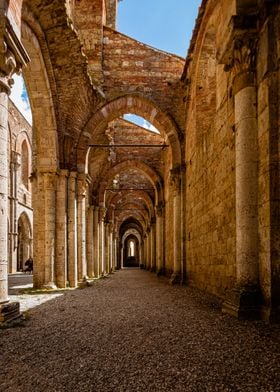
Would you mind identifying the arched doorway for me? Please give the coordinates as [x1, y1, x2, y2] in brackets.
[17, 213, 32, 272]
[124, 235, 139, 267]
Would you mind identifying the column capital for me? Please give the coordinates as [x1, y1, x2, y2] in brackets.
[77, 173, 88, 197]
[99, 206, 107, 221]
[0, 15, 29, 94]
[217, 16, 258, 88]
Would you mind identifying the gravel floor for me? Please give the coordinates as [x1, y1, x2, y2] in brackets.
[1, 269, 280, 392]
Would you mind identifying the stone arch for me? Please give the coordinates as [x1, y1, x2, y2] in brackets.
[78, 94, 182, 171]
[108, 198, 151, 227]
[20, 14, 58, 172]
[193, 22, 217, 145]
[98, 159, 163, 206]
[17, 212, 32, 271]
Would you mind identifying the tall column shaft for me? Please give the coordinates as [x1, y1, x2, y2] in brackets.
[67, 172, 77, 287]
[173, 192, 181, 275]
[104, 222, 109, 274]
[150, 222, 156, 272]
[235, 85, 258, 285]
[93, 206, 100, 277]
[99, 219, 105, 274]
[77, 174, 87, 281]
[0, 89, 9, 304]
[220, 33, 262, 319]
[55, 170, 68, 288]
[43, 172, 57, 288]
[156, 212, 163, 275]
[86, 205, 94, 278]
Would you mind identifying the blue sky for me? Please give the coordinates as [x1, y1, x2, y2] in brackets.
[118, 0, 201, 58]
[10, 1, 201, 125]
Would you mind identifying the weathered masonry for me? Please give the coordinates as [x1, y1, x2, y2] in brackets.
[0, 0, 279, 326]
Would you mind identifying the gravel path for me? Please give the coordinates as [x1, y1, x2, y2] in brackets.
[1, 269, 279, 392]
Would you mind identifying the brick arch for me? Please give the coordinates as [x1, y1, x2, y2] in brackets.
[21, 16, 58, 172]
[106, 190, 154, 221]
[78, 94, 181, 171]
[117, 212, 148, 232]
[107, 198, 153, 221]
[98, 160, 163, 206]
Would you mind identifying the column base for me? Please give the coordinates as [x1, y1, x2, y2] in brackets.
[156, 268, 164, 277]
[139, 264, 144, 269]
[222, 284, 263, 320]
[150, 266, 156, 273]
[261, 305, 280, 324]
[43, 282, 57, 290]
[78, 276, 90, 288]
[169, 272, 181, 285]
[0, 301, 24, 328]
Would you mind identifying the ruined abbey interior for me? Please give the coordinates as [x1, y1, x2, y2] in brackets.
[0, 0, 279, 327]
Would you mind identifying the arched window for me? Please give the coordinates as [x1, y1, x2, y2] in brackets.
[129, 240, 135, 257]
[21, 140, 29, 189]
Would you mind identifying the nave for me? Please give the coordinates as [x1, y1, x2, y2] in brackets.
[1, 270, 280, 392]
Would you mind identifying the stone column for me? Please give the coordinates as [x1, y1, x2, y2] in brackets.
[43, 172, 57, 289]
[55, 170, 68, 288]
[220, 31, 262, 319]
[113, 236, 117, 271]
[67, 172, 77, 287]
[104, 222, 109, 274]
[10, 151, 20, 272]
[156, 203, 164, 275]
[120, 244, 124, 269]
[170, 169, 182, 284]
[86, 205, 94, 278]
[150, 219, 156, 272]
[77, 174, 87, 282]
[143, 235, 147, 269]
[99, 207, 106, 275]
[0, 81, 11, 307]
[93, 206, 100, 278]
[109, 226, 113, 273]
[0, 2, 29, 326]
[146, 228, 151, 270]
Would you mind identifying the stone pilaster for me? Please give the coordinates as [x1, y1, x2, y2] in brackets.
[146, 235, 149, 270]
[86, 205, 94, 278]
[113, 235, 117, 271]
[93, 206, 100, 277]
[77, 173, 88, 282]
[219, 20, 262, 319]
[104, 221, 109, 274]
[43, 172, 57, 289]
[146, 227, 151, 270]
[55, 170, 68, 288]
[150, 218, 156, 272]
[67, 171, 77, 288]
[156, 203, 164, 276]
[169, 167, 182, 284]
[99, 206, 106, 274]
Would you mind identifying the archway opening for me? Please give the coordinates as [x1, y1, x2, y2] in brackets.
[17, 213, 32, 272]
[124, 235, 139, 267]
